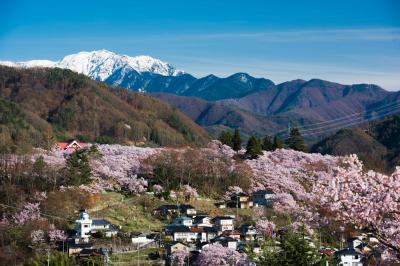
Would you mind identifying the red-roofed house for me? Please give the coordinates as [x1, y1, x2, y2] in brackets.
[56, 140, 88, 152]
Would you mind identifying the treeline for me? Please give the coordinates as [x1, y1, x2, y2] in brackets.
[0, 66, 209, 151]
[219, 128, 307, 158]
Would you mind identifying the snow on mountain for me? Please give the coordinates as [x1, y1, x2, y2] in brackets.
[0, 60, 56, 68]
[0, 50, 184, 80]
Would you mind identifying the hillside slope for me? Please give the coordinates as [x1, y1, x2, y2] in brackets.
[153, 93, 284, 138]
[311, 114, 400, 171]
[0, 66, 209, 151]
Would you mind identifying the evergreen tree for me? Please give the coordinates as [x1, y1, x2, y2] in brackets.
[272, 136, 285, 150]
[246, 135, 263, 159]
[258, 231, 321, 266]
[66, 149, 91, 186]
[287, 127, 306, 151]
[218, 131, 233, 147]
[262, 135, 273, 151]
[232, 129, 242, 152]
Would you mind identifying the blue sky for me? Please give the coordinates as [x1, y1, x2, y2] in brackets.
[1, 0, 400, 89]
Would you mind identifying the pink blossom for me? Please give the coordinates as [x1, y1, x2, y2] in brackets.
[256, 219, 276, 238]
[13, 202, 41, 224]
[182, 184, 199, 199]
[34, 191, 47, 202]
[224, 186, 243, 200]
[171, 249, 189, 266]
[48, 229, 68, 242]
[197, 243, 243, 266]
[118, 174, 148, 194]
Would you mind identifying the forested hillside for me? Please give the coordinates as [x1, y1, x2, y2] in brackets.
[0, 66, 209, 152]
[311, 114, 400, 172]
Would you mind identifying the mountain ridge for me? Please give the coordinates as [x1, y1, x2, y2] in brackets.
[0, 66, 209, 151]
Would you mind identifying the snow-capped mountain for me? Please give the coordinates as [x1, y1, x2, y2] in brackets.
[0, 50, 274, 100]
[0, 50, 184, 81]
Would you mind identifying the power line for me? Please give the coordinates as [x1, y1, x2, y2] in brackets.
[298, 106, 400, 138]
[298, 103, 400, 133]
[274, 101, 400, 134]
[300, 105, 400, 136]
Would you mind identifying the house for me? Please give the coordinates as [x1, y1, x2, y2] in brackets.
[75, 210, 92, 242]
[221, 230, 241, 240]
[227, 192, 253, 209]
[166, 242, 190, 256]
[202, 227, 219, 242]
[180, 205, 197, 216]
[211, 235, 238, 250]
[67, 242, 93, 256]
[91, 219, 118, 237]
[213, 216, 235, 231]
[166, 225, 197, 242]
[334, 239, 365, 266]
[56, 140, 88, 152]
[172, 217, 193, 227]
[166, 242, 190, 266]
[77, 248, 107, 260]
[252, 189, 274, 206]
[131, 232, 154, 245]
[193, 215, 213, 227]
[74, 210, 118, 242]
[238, 224, 258, 241]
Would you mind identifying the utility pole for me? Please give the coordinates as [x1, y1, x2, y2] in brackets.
[137, 244, 140, 266]
[236, 194, 239, 219]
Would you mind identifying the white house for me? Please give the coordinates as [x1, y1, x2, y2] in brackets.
[74, 210, 118, 242]
[170, 226, 197, 242]
[213, 216, 235, 231]
[193, 215, 213, 227]
[75, 210, 92, 242]
[334, 239, 364, 266]
[131, 233, 154, 245]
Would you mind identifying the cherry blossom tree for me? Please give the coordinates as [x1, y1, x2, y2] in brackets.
[197, 243, 243, 266]
[256, 219, 276, 238]
[118, 174, 148, 194]
[311, 155, 400, 254]
[13, 202, 41, 224]
[223, 186, 243, 200]
[171, 249, 189, 266]
[182, 184, 198, 201]
[247, 149, 400, 256]
[48, 224, 68, 242]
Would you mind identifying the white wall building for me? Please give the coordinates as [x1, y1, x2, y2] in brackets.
[75, 210, 92, 241]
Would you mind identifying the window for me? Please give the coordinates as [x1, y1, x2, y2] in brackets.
[84, 225, 89, 228]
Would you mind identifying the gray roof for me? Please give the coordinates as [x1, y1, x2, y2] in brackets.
[92, 219, 110, 226]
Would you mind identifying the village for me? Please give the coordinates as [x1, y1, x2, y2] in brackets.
[63, 190, 381, 266]
[40, 139, 387, 265]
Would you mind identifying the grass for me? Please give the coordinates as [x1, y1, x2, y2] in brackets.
[89, 192, 165, 232]
[109, 247, 162, 266]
